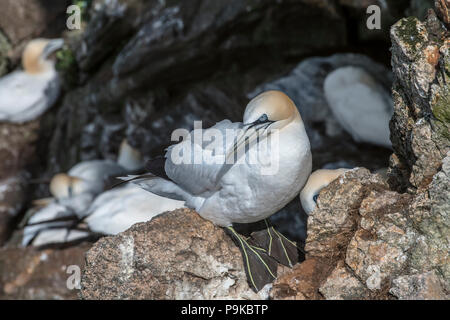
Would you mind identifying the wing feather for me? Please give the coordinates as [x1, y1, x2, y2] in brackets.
[164, 119, 243, 195]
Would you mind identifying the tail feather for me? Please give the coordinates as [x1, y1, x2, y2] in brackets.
[107, 173, 157, 190]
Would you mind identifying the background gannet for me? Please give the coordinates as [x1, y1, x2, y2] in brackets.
[323, 66, 393, 148]
[48, 139, 144, 214]
[122, 90, 312, 291]
[85, 183, 185, 235]
[22, 139, 145, 246]
[21, 202, 90, 247]
[0, 38, 63, 123]
[300, 168, 349, 215]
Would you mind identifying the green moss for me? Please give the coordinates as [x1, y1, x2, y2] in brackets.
[55, 46, 79, 89]
[433, 88, 450, 124]
[432, 106, 450, 142]
[72, 0, 93, 23]
[0, 31, 11, 77]
[396, 17, 425, 55]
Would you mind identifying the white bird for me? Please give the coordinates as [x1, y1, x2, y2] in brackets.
[323, 66, 393, 148]
[48, 139, 144, 216]
[21, 202, 90, 247]
[300, 168, 349, 215]
[122, 90, 312, 291]
[85, 183, 185, 235]
[22, 139, 145, 246]
[0, 38, 63, 123]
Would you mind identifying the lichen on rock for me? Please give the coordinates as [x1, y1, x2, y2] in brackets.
[80, 209, 268, 300]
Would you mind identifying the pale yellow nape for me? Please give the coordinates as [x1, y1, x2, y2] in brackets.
[22, 39, 52, 74]
[244, 90, 301, 125]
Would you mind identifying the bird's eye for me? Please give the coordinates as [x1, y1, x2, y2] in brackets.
[313, 194, 319, 203]
[258, 114, 268, 123]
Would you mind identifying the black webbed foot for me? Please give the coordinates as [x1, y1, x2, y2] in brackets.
[225, 226, 277, 292]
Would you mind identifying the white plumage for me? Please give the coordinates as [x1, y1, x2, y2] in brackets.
[323, 66, 393, 148]
[85, 184, 185, 235]
[0, 38, 63, 123]
[129, 90, 312, 227]
[300, 168, 349, 215]
[22, 202, 89, 247]
[22, 139, 146, 246]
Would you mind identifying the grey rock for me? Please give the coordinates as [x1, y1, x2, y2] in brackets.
[0, 31, 10, 77]
[0, 173, 28, 245]
[0, 244, 90, 299]
[80, 209, 267, 300]
[319, 261, 367, 300]
[390, 271, 448, 300]
[389, 11, 450, 190]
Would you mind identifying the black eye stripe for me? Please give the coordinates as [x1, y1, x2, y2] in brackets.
[259, 114, 268, 122]
[313, 194, 319, 203]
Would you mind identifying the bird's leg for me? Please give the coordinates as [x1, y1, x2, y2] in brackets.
[225, 226, 277, 292]
[250, 219, 303, 268]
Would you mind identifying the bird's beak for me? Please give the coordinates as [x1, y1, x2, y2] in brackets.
[226, 119, 274, 163]
[42, 39, 64, 59]
[32, 197, 55, 207]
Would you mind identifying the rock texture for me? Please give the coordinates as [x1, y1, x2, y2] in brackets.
[0, 31, 10, 77]
[0, 0, 71, 65]
[0, 244, 90, 299]
[0, 173, 28, 245]
[389, 9, 450, 191]
[0, 121, 40, 180]
[271, 7, 449, 300]
[80, 209, 268, 300]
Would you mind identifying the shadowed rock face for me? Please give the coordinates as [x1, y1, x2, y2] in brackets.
[42, 0, 350, 174]
[0, 174, 28, 246]
[0, 0, 71, 66]
[80, 208, 268, 300]
[0, 32, 10, 77]
[0, 244, 90, 299]
[0, 121, 39, 180]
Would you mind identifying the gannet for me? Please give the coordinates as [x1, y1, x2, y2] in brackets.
[121, 90, 312, 291]
[48, 139, 144, 215]
[85, 183, 185, 235]
[300, 168, 349, 215]
[0, 38, 63, 123]
[21, 202, 90, 247]
[323, 66, 393, 148]
[22, 139, 145, 246]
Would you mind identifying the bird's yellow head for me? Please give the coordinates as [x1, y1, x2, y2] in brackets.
[243, 90, 301, 128]
[300, 168, 349, 215]
[22, 38, 64, 74]
[49, 173, 83, 199]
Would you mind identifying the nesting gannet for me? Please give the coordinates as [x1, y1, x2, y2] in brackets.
[300, 168, 349, 215]
[85, 183, 185, 235]
[22, 139, 144, 246]
[323, 66, 393, 148]
[21, 202, 90, 247]
[0, 38, 63, 123]
[120, 90, 312, 291]
[48, 139, 144, 215]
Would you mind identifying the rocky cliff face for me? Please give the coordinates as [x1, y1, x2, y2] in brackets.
[80, 209, 268, 300]
[81, 4, 449, 300]
[1, 0, 447, 300]
[270, 7, 449, 300]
